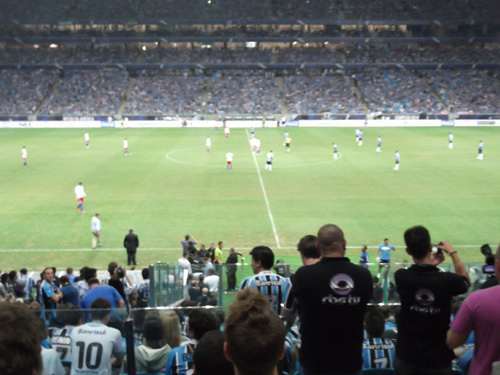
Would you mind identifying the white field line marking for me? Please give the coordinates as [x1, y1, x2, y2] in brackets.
[166, 147, 336, 169]
[246, 130, 281, 249]
[0, 245, 483, 252]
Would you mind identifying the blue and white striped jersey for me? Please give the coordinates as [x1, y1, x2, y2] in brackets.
[362, 337, 396, 370]
[363, 338, 396, 370]
[239, 270, 290, 316]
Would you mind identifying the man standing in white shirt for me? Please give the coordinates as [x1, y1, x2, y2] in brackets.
[84, 133, 90, 149]
[91, 213, 102, 249]
[123, 138, 130, 156]
[204, 269, 220, 292]
[22, 146, 28, 168]
[226, 152, 233, 171]
[74, 182, 87, 214]
[178, 252, 192, 275]
[206, 136, 211, 153]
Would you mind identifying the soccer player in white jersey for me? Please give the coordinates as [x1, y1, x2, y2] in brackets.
[70, 298, 125, 375]
[394, 151, 400, 170]
[250, 137, 257, 153]
[74, 182, 87, 213]
[205, 136, 211, 153]
[448, 132, 454, 149]
[225, 126, 230, 139]
[22, 146, 27, 167]
[84, 133, 90, 149]
[265, 150, 274, 171]
[123, 138, 130, 155]
[256, 138, 261, 155]
[477, 140, 483, 160]
[226, 152, 233, 171]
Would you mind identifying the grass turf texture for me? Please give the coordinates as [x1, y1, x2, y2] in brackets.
[1, 126, 499, 272]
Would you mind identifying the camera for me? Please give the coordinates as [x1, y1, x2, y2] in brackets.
[116, 267, 125, 278]
[431, 245, 442, 254]
[480, 244, 495, 276]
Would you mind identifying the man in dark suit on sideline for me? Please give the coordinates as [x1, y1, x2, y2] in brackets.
[225, 248, 238, 291]
[124, 228, 139, 266]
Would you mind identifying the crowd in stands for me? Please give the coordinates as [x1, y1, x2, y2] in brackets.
[1, 224, 499, 375]
[0, 70, 55, 115]
[1, 67, 499, 115]
[206, 75, 282, 114]
[125, 75, 204, 114]
[39, 70, 128, 115]
[1, 44, 500, 115]
[1, 0, 499, 22]
[285, 74, 364, 113]
[354, 69, 445, 113]
[423, 69, 500, 114]
[3, 44, 500, 65]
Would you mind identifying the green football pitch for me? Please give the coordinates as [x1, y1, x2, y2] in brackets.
[1, 126, 499, 272]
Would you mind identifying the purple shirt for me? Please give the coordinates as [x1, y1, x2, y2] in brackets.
[450, 285, 500, 375]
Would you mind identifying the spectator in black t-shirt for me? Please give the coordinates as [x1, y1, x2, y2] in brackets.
[284, 224, 373, 375]
[394, 225, 470, 375]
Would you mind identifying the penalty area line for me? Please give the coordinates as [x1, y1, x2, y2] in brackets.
[246, 129, 281, 249]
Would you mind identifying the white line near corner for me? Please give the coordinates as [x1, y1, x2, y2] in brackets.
[246, 130, 281, 249]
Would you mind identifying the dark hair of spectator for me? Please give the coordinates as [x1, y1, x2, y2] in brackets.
[90, 297, 111, 321]
[297, 235, 319, 259]
[85, 268, 97, 282]
[142, 268, 149, 280]
[59, 275, 69, 284]
[250, 246, 275, 270]
[87, 278, 100, 288]
[224, 288, 285, 375]
[108, 262, 118, 276]
[364, 308, 386, 338]
[0, 302, 43, 375]
[193, 330, 234, 375]
[404, 225, 431, 260]
[58, 304, 85, 326]
[142, 316, 166, 349]
[187, 309, 219, 341]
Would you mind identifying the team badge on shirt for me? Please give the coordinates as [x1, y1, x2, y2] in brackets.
[415, 289, 435, 306]
[330, 274, 354, 295]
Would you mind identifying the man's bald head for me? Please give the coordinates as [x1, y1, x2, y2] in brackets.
[317, 224, 346, 255]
